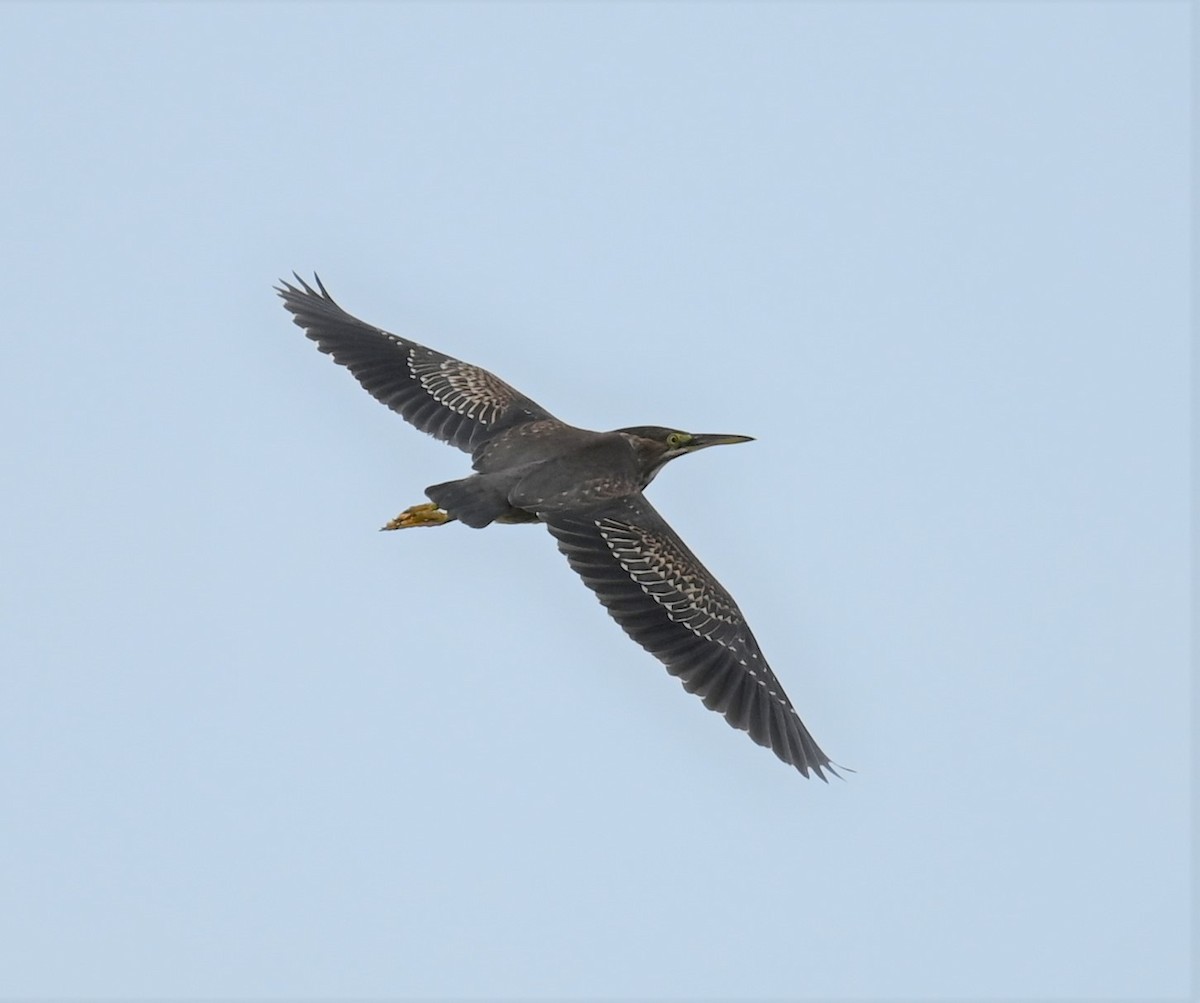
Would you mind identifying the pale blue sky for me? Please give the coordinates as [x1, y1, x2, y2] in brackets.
[0, 2, 1191, 999]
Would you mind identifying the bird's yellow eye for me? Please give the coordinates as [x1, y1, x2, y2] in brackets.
[667, 431, 691, 448]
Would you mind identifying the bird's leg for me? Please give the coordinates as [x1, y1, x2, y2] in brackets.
[380, 501, 454, 531]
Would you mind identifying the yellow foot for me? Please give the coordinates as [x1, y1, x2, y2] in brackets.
[380, 502, 451, 531]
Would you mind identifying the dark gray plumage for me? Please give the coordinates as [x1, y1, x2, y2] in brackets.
[278, 274, 839, 780]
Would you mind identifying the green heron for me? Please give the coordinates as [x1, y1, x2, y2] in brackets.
[279, 274, 839, 780]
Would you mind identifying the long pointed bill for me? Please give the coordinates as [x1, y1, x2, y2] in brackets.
[689, 433, 755, 450]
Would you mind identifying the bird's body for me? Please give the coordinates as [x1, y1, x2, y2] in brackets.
[279, 274, 839, 780]
[442, 427, 689, 527]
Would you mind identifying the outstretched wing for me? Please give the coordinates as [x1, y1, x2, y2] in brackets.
[278, 274, 557, 453]
[544, 495, 837, 780]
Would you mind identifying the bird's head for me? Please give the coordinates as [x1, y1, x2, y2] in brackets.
[616, 426, 754, 485]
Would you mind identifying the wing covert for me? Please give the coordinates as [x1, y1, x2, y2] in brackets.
[543, 495, 836, 780]
[278, 274, 556, 453]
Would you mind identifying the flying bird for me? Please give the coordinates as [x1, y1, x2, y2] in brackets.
[279, 274, 839, 780]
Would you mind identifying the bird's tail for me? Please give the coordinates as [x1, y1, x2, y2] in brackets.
[425, 476, 513, 529]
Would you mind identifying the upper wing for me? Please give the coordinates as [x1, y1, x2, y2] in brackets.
[278, 274, 557, 453]
[544, 494, 837, 780]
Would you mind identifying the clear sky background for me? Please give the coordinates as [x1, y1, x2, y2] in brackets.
[0, 2, 1190, 1000]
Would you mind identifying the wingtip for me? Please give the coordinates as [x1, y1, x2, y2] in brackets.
[812, 760, 853, 783]
[276, 272, 335, 303]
